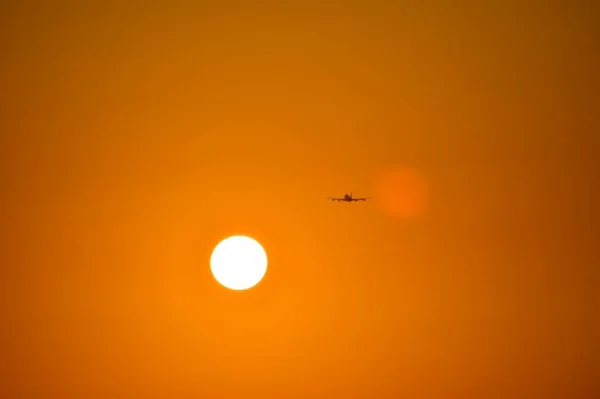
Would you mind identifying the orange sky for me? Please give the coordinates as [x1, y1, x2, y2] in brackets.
[1, 1, 599, 398]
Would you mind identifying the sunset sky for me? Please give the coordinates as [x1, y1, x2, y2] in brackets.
[1, 1, 599, 398]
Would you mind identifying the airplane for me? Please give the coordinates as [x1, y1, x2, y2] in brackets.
[327, 192, 371, 202]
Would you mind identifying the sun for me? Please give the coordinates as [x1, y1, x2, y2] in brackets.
[210, 235, 268, 290]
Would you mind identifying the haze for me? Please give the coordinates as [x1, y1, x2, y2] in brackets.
[1, 1, 598, 398]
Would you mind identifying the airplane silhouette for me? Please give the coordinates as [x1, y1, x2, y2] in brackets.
[327, 192, 371, 202]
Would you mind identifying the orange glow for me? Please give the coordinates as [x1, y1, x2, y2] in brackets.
[376, 166, 428, 219]
[1, 2, 598, 398]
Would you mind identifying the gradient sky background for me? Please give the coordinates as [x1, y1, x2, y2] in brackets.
[1, 1, 599, 398]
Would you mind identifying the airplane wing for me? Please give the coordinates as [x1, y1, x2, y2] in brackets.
[352, 197, 372, 201]
[327, 197, 344, 201]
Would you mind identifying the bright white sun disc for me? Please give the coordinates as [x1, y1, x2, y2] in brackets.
[210, 235, 268, 290]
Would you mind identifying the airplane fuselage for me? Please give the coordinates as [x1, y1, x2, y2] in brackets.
[328, 192, 370, 202]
